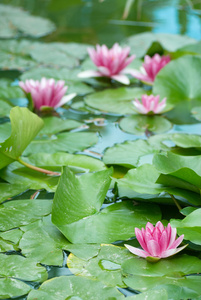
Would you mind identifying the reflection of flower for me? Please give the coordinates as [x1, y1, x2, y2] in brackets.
[19, 78, 76, 111]
[133, 94, 166, 114]
[131, 54, 170, 84]
[78, 43, 136, 85]
[125, 222, 186, 261]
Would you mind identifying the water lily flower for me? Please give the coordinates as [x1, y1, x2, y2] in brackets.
[19, 78, 76, 111]
[125, 222, 187, 261]
[78, 43, 136, 85]
[131, 54, 171, 84]
[133, 94, 167, 114]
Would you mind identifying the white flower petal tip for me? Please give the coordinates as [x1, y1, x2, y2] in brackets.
[77, 70, 101, 78]
[125, 222, 187, 260]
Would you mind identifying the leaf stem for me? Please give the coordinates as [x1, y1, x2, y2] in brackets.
[17, 157, 61, 176]
[169, 194, 182, 211]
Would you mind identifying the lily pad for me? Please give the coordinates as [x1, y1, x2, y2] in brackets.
[103, 139, 163, 168]
[122, 254, 201, 297]
[84, 87, 144, 115]
[0, 106, 44, 169]
[29, 42, 79, 68]
[0, 79, 24, 100]
[68, 244, 133, 288]
[23, 131, 98, 155]
[123, 32, 196, 57]
[153, 56, 201, 104]
[0, 40, 37, 70]
[0, 183, 27, 203]
[0, 199, 52, 231]
[52, 167, 161, 243]
[0, 100, 13, 117]
[25, 152, 106, 172]
[27, 275, 125, 300]
[39, 117, 84, 135]
[0, 278, 31, 299]
[171, 208, 201, 245]
[0, 4, 55, 38]
[0, 162, 59, 192]
[0, 253, 47, 282]
[119, 115, 172, 135]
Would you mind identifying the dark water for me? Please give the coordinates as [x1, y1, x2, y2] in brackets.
[1, 0, 201, 45]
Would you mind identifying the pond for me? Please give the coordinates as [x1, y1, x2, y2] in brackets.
[0, 0, 201, 300]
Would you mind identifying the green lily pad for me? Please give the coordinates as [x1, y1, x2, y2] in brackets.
[27, 275, 125, 300]
[25, 152, 106, 172]
[126, 289, 168, 300]
[0, 278, 31, 299]
[20, 215, 100, 265]
[117, 164, 201, 206]
[39, 117, 84, 135]
[84, 87, 144, 115]
[171, 208, 201, 245]
[23, 131, 98, 155]
[191, 106, 201, 121]
[0, 100, 13, 117]
[52, 167, 161, 243]
[0, 237, 19, 252]
[153, 56, 201, 104]
[0, 40, 37, 70]
[123, 32, 196, 57]
[0, 199, 52, 231]
[0, 107, 44, 169]
[122, 254, 201, 296]
[0, 162, 59, 192]
[103, 139, 163, 168]
[0, 4, 55, 38]
[0, 253, 47, 282]
[29, 42, 79, 68]
[0, 183, 27, 203]
[68, 244, 133, 288]
[0, 228, 23, 245]
[119, 115, 172, 135]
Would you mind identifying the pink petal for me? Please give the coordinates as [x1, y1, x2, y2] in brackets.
[54, 93, 76, 109]
[124, 244, 149, 258]
[161, 244, 187, 258]
[169, 235, 184, 250]
[159, 230, 168, 253]
[147, 240, 161, 257]
[135, 228, 149, 252]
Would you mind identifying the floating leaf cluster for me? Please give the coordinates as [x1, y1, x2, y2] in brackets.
[0, 4, 201, 300]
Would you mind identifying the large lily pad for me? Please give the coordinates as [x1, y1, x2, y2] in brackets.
[123, 32, 196, 57]
[0, 199, 52, 231]
[0, 40, 36, 70]
[171, 208, 201, 245]
[0, 4, 55, 38]
[0, 278, 31, 299]
[68, 244, 133, 288]
[84, 87, 144, 115]
[0, 183, 26, 203]
[153, 56, 201, 104]
[39, 117, 83, 135]
[119, 115, 172, 135]
[27, 275, 125, 300]
[52, 167, 161, 243]
[103, 139, 164, 168]
[0, 107, 44, 169]
[23, 131, 98, 155]
[0, 253, 47, 282]
[122, 255, 201, 297]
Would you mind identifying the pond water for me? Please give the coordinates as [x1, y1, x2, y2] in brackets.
[1, 1, 201, 300]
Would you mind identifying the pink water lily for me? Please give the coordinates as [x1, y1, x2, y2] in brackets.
[78, 43, 136, 85]
[131, 54, 170, 84]
[133, 94, 167, 114]
[125, 222, 187, 261]
[19, 78, 76, 111]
